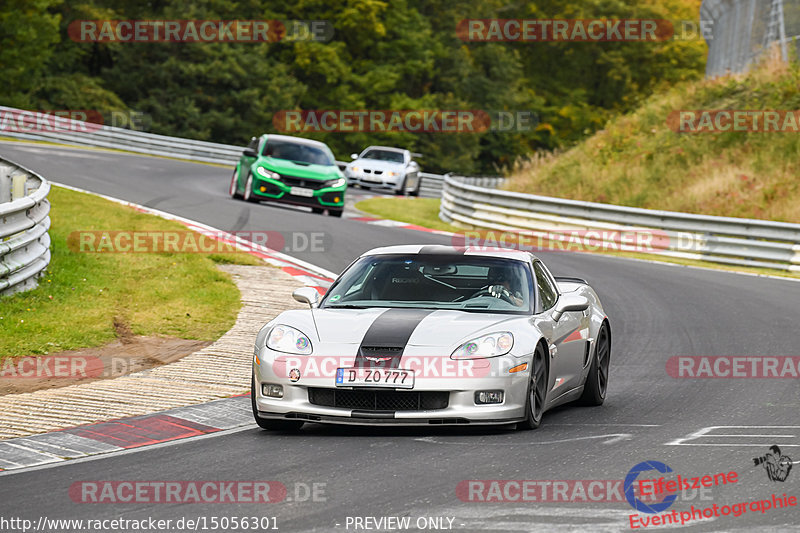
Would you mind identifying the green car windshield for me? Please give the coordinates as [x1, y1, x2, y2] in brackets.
[321, 254, 533, 314]
[263, 139, 335, 166]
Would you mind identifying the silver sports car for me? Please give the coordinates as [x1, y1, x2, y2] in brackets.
[251, 245, 610, 430]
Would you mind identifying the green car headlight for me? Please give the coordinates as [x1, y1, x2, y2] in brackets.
[256, 167, 280, 180]
[326, 178, 346, 188]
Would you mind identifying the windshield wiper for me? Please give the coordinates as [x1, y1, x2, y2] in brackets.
[325, 304, 369, 309]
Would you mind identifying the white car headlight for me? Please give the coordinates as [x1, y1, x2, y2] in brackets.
[451, 332, 513, 360]
[386, 171, 397, 177]
[256, 167, 280, 180]
[326, 178, 346, 188]
[267, 325, 313, 355]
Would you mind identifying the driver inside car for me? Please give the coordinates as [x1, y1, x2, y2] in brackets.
[487, 266, 525, 307]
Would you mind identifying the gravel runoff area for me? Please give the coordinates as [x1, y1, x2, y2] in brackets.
[0, 265, 304, 440]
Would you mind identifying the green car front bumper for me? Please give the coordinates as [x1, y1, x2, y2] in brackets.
[250, 176, 345, 209]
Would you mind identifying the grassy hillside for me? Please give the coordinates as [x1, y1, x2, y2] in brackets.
[505, 52, 800, 223]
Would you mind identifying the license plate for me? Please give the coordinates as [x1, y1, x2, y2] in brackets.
[290, 187, 314, 197]
[335, 368, 414, 389]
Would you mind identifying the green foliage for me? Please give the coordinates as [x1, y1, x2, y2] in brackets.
[0, 0, 705, 174]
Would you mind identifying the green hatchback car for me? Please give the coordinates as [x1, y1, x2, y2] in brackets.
[229, 134, 346, 217]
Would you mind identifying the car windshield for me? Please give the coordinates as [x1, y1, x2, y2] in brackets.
[360, 149, 405, 163]
[263, 139, 335, 166]
[321, 254, 533, 314]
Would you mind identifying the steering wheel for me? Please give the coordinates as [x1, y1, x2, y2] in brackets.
[469, 286, 517, 305]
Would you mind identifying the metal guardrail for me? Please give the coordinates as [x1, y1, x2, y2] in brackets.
[418, 172, 505, 199]
[0, 107, 465, 194]
[440, 176, 800, 272]
[0, 158, 51, 296]
[0, 106, 244, 165]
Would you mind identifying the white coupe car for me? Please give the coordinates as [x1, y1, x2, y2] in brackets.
[344, 146, 421, 195]
[251, 245, 611, 431]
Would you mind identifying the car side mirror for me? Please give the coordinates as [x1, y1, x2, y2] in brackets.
[551, 293, 589, 321]
[243, 147, 258, 158]
[292, 287, 320, 308]
[350, 153, 359, 160]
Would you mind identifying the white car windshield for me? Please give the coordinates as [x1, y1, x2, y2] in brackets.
[321, 254, 533, 314]
[360, 149, 405, 163]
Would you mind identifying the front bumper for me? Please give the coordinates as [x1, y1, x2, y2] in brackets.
[346, 171, 403, 190]
[252, 347, 532, 426]
[251, 176, 345, 209]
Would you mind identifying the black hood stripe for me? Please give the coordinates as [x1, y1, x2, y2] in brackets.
[355, 308, 433, 368]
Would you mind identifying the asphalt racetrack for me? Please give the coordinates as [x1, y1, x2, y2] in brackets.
[1, 141, 798, 532]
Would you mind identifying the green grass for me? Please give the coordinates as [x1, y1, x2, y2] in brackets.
[0, 186, 261, 358]
[355, 196, 800, 280]
[505, 53, 800, 223]
[355, 197, 461, 233]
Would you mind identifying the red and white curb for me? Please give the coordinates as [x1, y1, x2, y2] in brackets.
[0, 396, 252, 472]
[0, 184, 337, 472]
[345, 214, 455, 237]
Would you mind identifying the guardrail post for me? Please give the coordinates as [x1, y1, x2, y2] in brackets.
[11, 173, 26, 200]
[0, 165, 10, 204]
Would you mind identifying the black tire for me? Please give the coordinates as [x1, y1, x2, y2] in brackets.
[242, 171, 257, 203]
[229, 167, 242, 199]
[251, 377, 304, 431]
[579, 322, 610, 406]
[395, 177, 407, 196]
[328, 209, 344, 218]
[409, 175, 421, 197]
[518, 343, 548, 430]
[311, 207, 324, 214]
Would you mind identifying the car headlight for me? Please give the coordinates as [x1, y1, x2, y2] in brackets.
[266, 325, 313, 355]
[256, 167, 280, 180]
[326, 178, 346, 188]
[351, 166, 360, 172]
[386, 171, 397, 177]
[451, 332, 513, 360]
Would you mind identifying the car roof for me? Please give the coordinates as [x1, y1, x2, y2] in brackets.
[262, 134, 329, 149]
[359, 244, 537, 262]
[360, 146, 407, 154]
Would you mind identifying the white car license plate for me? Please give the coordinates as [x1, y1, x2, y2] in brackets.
[290, 187, 314, 197]
[335, 368, 414, 389]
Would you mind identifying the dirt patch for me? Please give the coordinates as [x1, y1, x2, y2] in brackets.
[0, 337, 211, 396]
